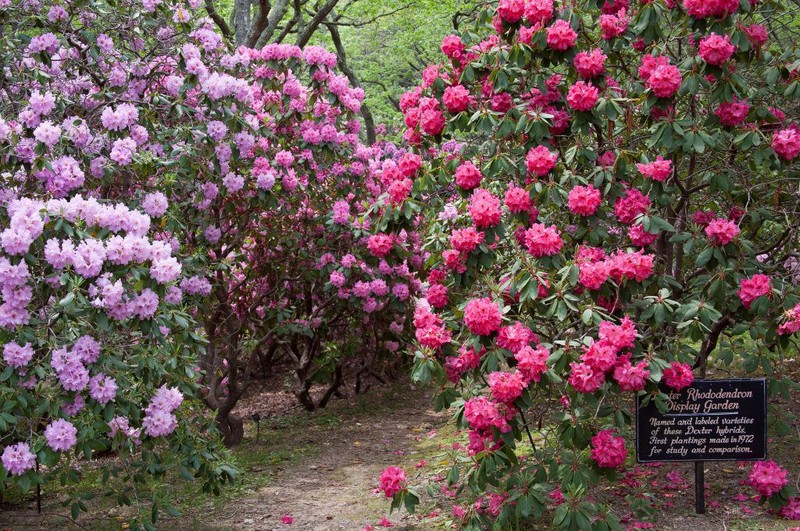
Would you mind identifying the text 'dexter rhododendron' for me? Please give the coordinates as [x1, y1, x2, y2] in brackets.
[373, 0, 800, 527]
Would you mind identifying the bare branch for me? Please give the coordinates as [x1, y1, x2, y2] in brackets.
[295, 0, 340, 48]
[205, 0, 233, 39]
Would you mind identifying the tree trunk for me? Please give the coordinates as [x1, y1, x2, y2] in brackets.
[324, 18, 376, 145]
[233, 0, 251, 45]
[216, 407, 245, 446]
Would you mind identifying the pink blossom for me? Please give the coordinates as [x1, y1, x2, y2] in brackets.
[580, 339, 618, 372]
[599, 9, 629, 39]
[463, 396, 509, 432]
[379, 466, 406, 497]
[590, 429, 628, 468]
[488, 370, 527, 403]
[498, 0, 525, 22]
[546, 20, 577, 51]
[567, 184, 601, 216]
[524, 223, 563, 257]
[468, 189, 502, 229]
[662, 361, 694, 390]
[574, 49, 607, 79]
[515, 345, 549, 382]
[367, 234, 394, 258]
[772, 128, 800, 161]
[443, 85, 471, 114]
[637, 156, 672, 182]
[1, 443, 36, 476]
[749, 460, 787, 497]
[496, 322, 537, 353]
[614, 188, 651, 224]
[45, 419, 78, 451]
[464, 297, 503, 336]
[525, 145, 558, 177]
[705, 217, 740, 246]
[568, 361, 605, 392]
[715, 97, 750, 127]
[455, 161, 483, 190]
[566, 81, 600, 111]
[738, 274, 772, 309]
[613, 354, 649, 391]
[698, 33, 736, 66]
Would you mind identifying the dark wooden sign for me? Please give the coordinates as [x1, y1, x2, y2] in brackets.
[636, 378, 767, 462]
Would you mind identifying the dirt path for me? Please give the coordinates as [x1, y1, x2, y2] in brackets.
[205, 385, 447, 531]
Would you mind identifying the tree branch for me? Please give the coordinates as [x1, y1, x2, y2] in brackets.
[205, 0, 233, 39]
[295, 0, 340, 48]
[324, 16, 376, 144]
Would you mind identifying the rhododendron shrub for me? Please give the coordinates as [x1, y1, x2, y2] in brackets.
[0, 197, 233, 522]
[0, 0, 419, 520]
[375, 0, 800, 527]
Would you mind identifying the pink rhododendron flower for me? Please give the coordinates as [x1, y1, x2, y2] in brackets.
[468, 189, 502, 229]
[772, 128, 800, 161]
[613, 354, 650, 391]
[749, 460, 787, 497]
[488, 370, 527, 403]
[705, 217, 740, 246]
[379, 466, 407, 497]
[628, 225, 658, 247]
[498, 0, 525, 22]
[599, 316, 637, 351]
[738, 274, 772, 309]
[443, 86, 471, 115]
[44, 418, 78, 451]
[590, 429, 628, 468]
[426, 284, 449, 308]
[455, 161, 483, 190]
[515, 345, 549, 382]
[281, 515, 293, 524]
[463, 396, 509, 432]
[525, 145, 558, 177]
[441, 35, 465, 59]
[419, 107, 445, 136]
[698, 33, 736, 66]
[450, 227, 484, 253]
[524, 224, 563, 257]
[566, 81, 600, 111]
[579, 260, 609, 290]
[574, 49, 607, 79]
[496, 322, 537, 353]
[744, 24, 768, 47]
[1, 443, 36, 476]
[637, 156, 672, 182]
[367, 234, 394, 257]
[464, 297, 503, 336]
[567, 184, 602, 215]
[580, 340, 618, 372]
[525, 0, 553, 24]
[662, 361, 694, 390]
[684, 0, 739, 18]
[599, 9, 629, 39]
[640, 56, 681, 98]
[505, 185, 532, 213]
[778, 303, 800, 336]
[614, 188, 651, 224]
[778, 497, 800, 519]
[546, 20, 578, 50]
[715, 97, 750, 127]
[568, 361, 605, 392]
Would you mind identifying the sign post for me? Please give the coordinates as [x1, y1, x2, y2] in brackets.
[636, 378, 767, 514]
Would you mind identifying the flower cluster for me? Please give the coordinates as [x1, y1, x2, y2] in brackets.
[749, 461, 788, 498]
